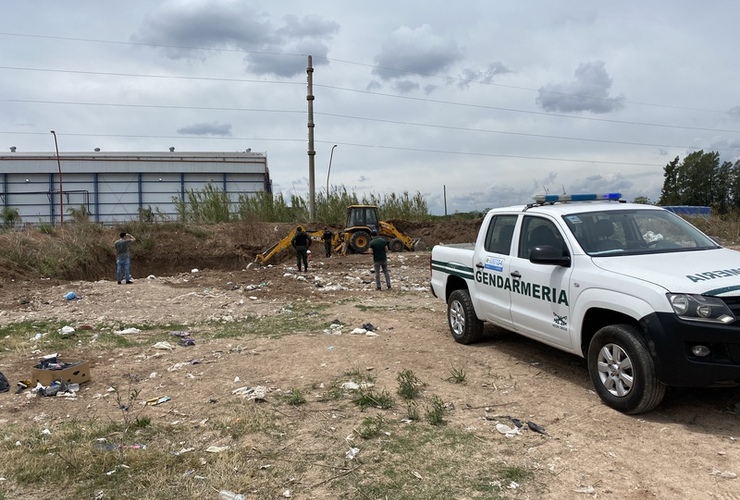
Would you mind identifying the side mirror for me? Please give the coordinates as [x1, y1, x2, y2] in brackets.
[529, 245, 571, 267]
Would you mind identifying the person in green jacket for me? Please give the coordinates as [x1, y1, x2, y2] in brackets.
[369, 231, 391, 290]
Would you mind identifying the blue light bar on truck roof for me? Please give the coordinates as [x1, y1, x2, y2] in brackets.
[533, 193, 622, 203]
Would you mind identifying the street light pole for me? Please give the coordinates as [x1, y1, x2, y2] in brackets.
[50, 130, 64, 225]
[326, 144, 337, 196]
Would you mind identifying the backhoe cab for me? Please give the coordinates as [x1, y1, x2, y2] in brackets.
[342, 204, 418, 254]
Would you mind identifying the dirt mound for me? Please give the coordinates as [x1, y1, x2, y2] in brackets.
[0, 219, 481, 284]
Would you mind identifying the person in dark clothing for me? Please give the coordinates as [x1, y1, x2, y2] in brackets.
[322, 227, 334, 257]
[291, 226, 311, 272]
[369, 231, 391, 290]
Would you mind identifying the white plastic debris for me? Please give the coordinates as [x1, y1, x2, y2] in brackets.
[351, 328, 367, 335]
[573, 486, 595, 494]
[114, 327, 141, 335]
[345, 447, 360, 460]
[152, 341, 175, 351]
[58, 325, 75, 336]
[710, 469, 738, 479]
[495, 423, 521, 438]
[191, 268, 199, 273]
[232, 385, 269, 401]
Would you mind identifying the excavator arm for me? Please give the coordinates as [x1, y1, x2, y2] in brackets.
[254, 228, 343, 266]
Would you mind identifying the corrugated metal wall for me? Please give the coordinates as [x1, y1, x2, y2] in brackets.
[0, 152, 271, 225]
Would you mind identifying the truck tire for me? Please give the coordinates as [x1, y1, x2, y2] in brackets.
[389, 238, 404, 252]
[447, 289, 484, 344]
[587, 324, 666, 414]
[349, 231, 371, 253]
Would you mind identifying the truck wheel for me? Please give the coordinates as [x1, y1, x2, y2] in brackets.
[349, 231, 371, 253]
[447, 289, 484, 344]
[587, 324, 666, 414]
[389, 238, 404, 252]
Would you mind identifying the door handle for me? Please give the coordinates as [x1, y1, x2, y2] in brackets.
[510, 270, 521, 278]
[475, 262, 484, 269]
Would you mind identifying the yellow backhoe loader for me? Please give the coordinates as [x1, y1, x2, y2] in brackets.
[253, 205, 421, 266]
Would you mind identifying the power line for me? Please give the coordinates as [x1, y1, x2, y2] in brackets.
[1, 98, 736, 153]
[0, 64, 734, 135]
[0, 130, 661, 168]
[0, 31, 730, 115]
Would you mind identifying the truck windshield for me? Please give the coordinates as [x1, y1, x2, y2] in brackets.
[561, 209, 720, 256]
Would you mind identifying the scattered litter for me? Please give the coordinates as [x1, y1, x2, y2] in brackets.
[191, 268, 199, 273]
[169, 331, 191, 338]
[65, 291, 77, 301]
[205, 445, 229, 453]
[495, 423, 521, 438]
[710, 469, 738, 479]
[172, 447, 195, 456]
[232, 385, 269, 401]
[527, 421, 548, 435]
[147, 274, 157, 280]
[340, 381, 373, 391]
[146, 395, 171, 406]
[15, 379, 30, 394]
[219, 490, 247, 500]
[573, 486, 596, 494]
[114, 327, 141, 335]
[178, 337, 196, 346]
[58, 325, 76, 336]
[345, 447, 360, 460]
[152, 341, 175, 351]
[412, 471, 423, 480]
[0, 372, 9, 393]
[362, 323, 375, 332]
[350, 328, 367, 335]
[41, 428, 51, 435]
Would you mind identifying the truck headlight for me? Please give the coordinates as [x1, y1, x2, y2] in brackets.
[667, 294, 736, 324]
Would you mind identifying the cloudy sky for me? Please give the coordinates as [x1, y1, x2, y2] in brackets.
[2, 1, 739, 214]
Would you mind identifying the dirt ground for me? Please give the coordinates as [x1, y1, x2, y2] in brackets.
[1, 220, 740, 499]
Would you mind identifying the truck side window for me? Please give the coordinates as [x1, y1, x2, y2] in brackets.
[484, 215, 517, 255]
[518, 217, 565, 259]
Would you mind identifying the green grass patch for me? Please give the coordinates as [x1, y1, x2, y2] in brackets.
[331, 424, 539, 499]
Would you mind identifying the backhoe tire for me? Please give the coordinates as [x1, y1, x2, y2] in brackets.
[349, 231, 371, 253]
[389, 238, 404, 252]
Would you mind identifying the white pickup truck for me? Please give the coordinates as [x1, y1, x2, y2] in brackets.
[430, 193, 740, 414]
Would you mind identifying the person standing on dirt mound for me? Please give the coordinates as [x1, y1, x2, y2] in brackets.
[114, 231, 136, 284]
[322, 227, 333, 257]
[369, 231, 391, 290]
[291, 226, 311, 272]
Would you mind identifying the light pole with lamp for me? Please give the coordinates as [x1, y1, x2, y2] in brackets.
[50, 130, 64, 225]
[326, 144, 337, 196]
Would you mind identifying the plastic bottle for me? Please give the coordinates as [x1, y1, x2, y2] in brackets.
[218, 491, 246, 500]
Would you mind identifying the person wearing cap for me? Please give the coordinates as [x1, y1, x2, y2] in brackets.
[291, 226, 311, 272]
[114, 231, 136, 284]
[369, 231, 391, 290]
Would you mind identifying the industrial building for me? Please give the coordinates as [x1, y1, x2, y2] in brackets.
[0, 150, 271, 225]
